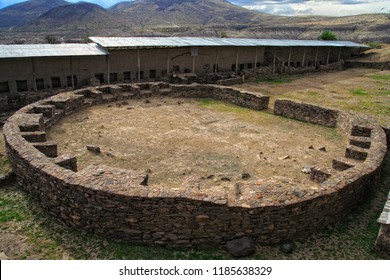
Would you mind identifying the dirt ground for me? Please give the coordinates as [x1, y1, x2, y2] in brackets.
[235, 68, 390, 126]
[48, 98, 346, 193]
[1, 62, 389, 260]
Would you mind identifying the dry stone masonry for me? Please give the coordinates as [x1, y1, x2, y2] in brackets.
[3, 83, 388, 251]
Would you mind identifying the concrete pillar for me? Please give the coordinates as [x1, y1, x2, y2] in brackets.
[302, 47, 306, 67]
[106, 55, 110, 84]
[235, 47, 239, 74]
[338, 47, 342, 61]
[70, 56, 75, 88]
[31, 58, 37, 91]
[288, 47, 292, 67]
[273, 53, 276, 74]
[315, 47, 319, 67]
[137, 48, 141, 81]
[255, 46, 258, 69]
[166, 49, 170, 74]
[327, 47, 331, 65]
[215, 49, 219, 73]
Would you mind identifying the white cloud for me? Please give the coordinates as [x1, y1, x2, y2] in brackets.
[237, 0, 390, 16]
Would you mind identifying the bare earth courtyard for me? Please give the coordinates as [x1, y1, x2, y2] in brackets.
[48, 98, 346, 194]
[0, 67, 389, 260]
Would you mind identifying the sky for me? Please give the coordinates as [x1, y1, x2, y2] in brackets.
[0, 0, 389, 16]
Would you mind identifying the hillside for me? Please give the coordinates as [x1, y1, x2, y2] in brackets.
[110, 0, 278, 27]
[0, 0, 68, 28]
[22, 2, 131, 31]
[0, 0, 389, 43]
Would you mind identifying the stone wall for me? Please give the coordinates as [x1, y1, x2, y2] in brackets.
[242, 61, 344, 81]
[3, 84, 388, 249]
[345, 60, 390, 70]
[274, 99, 339, 128]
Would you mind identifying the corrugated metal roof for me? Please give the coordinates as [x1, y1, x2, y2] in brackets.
[0, 43, 109, 59]
[89, 36, 369, 49]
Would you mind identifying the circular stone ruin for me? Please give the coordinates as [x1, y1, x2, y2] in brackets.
[3, 82, 388, 248]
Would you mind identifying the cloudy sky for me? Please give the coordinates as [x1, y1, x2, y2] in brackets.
[0, 0, 389, 16]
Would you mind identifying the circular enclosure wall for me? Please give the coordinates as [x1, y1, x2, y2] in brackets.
[3, 82, 387, 248]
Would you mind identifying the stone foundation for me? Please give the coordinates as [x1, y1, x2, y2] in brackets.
[3, 83, 388, 249]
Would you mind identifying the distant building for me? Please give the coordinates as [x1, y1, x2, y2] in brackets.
[0, 37, 368, 102]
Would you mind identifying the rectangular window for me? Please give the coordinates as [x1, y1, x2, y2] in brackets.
[239, 64, 245, 71]
[247, 63, 253, 69]
[110, 73, 118, 82]
[231, 64, 236, 71]
[256, 62, 261, 67]
[36, 79, 44, 90]
[123, 71, 131, 81]
[16, 80, 28, 92]
[0, 81, 10, 93]
[149, 70, 156, 79]
[51, 77, 61, 89]
[95, 73, 104, 84]
[173, 65, 180, 72]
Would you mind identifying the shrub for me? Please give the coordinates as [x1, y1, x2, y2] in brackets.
[319, 30, 337, 41]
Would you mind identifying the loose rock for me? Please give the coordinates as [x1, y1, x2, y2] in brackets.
[226, 237, 256, 257]
[280, 242, 295, 254]
[302, 165, 314, 174]
[86, 145, 101, 154]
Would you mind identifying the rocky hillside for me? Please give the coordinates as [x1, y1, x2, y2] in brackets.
[23, 2, 131, 30]
[110, 0, 278, 27]
[0, 0, 68, 28]
[0, 0, 389, 43]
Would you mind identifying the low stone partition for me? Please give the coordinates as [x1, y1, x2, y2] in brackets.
[274, 99, 339, 128]
[345, 60, 390, 70]
[3, 84, 388, 250]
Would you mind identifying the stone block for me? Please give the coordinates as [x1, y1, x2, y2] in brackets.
[54, 154, 77, 172]
[33, 141, 58, 158]
[21, 131, 47, 143]
[351, 125, 372, 137]
[345, 145, 368, 161]
[332, 159, 355, 171]
[349, 136, 371, 149]
[18, 113, 44, 132]
[33, 105, 55, 119]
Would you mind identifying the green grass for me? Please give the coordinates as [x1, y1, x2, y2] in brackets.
[0, 198, 24, 223]
[256, 77, 292, 84]
[351, 89, 369, 96]
[371, 74, 390, 81]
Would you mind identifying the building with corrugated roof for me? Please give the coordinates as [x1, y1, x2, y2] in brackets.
[0, 37, 368, 104]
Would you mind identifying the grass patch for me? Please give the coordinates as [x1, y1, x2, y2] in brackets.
[308, 91, 319, 97]
[351, 89, 369, 96]
[379, 90, 390, 95]
[256, 77, 292, 84]
[0, 198, 24, 223]
[371, 74, 390, 81]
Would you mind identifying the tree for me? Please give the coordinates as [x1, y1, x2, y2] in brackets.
[319, 30, 337, 41]
[45, 35, 59, 44]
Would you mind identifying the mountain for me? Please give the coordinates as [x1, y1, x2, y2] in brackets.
[21, 2, 131, 30]
[0, 0, 389, 43]
[0, 0, 68, 28]
[110, 0, 279, 27]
